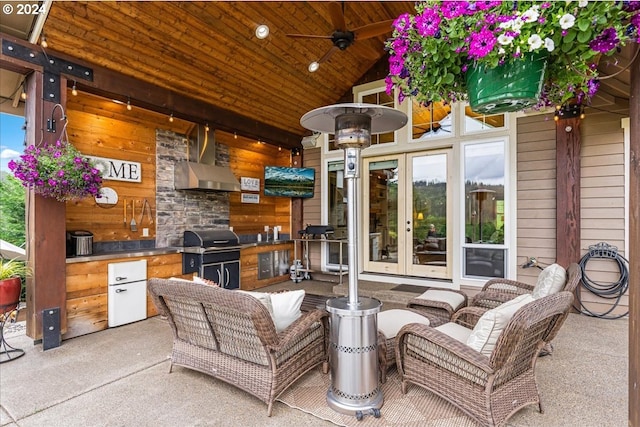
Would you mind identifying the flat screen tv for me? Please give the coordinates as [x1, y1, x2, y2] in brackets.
[264, 166, 315, 198]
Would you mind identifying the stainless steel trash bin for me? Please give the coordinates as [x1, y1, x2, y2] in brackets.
[326, 296, 382, 419]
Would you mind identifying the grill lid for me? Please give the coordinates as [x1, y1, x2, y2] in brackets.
[184, 230, 239, 247]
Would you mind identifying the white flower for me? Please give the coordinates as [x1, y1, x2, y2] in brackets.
[559, 14, 576, 30]
[544, 37, 555, 52]
[521, 7, 540, 23]
[578, 0, 589, 7]
[528, 34, 543, 51]
[498, 34, 514, 45]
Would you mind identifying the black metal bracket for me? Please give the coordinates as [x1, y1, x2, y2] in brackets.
[2, 39, 93, 104]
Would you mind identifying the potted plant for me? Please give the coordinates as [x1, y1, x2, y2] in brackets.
[0, 258, 30, 315]
[386, 1, 639, 113]
[8, 140, 103, 202]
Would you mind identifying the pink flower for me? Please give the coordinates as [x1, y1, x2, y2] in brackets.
[468, 26, 497, 59]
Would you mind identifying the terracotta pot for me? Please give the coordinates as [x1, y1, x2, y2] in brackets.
[0, 277, 22, 314]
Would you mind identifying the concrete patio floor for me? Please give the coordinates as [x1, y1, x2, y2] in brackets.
[0, 279, 628, 427]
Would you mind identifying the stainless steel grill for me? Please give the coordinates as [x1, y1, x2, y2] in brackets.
[182, 230, 241, 289]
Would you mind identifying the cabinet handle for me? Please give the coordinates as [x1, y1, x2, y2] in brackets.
[225, 267, 230, 288]
[115, 288, 127, 293]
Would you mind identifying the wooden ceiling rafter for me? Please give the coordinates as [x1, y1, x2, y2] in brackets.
[47, 2, 335, 133]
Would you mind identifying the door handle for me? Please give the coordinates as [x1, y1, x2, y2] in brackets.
[115, 288, 127, 293]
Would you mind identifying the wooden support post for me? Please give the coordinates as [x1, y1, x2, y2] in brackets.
[555, 113, 581, 267]
[24, 71, 68, 341]
[628, 45, 639, 427]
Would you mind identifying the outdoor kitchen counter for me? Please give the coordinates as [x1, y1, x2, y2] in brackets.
[66, 247, 182, 264]
[241, 239, 293, 248]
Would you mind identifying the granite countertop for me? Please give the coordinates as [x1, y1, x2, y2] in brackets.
[65, 241, 294, 263]
[65, 247, 182, 263]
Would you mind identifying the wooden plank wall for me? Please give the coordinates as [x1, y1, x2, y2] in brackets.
[224, 132, 292, 237]
[517, 113, 629, 316]
[65, 91, 191, 242]
[64, 253, 185, 339]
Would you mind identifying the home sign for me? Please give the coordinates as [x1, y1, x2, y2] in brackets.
[88, 156, 142, 183]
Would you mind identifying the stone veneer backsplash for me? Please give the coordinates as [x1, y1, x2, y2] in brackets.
[155, 129, 231, 248]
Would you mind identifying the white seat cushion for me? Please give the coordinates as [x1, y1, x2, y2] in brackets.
[378, 309, 431, 339]
[415, 289, 466, 311]
[270, 290, 305, 333]
[435, 322, 473, 343]
[531, 263, 567, 299]
[466, 294, 535, 356]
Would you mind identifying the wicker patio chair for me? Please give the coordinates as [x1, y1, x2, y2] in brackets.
[471, 263, 581, 310]
[149, 278, 329, 416]
[395, 291, 573, 427]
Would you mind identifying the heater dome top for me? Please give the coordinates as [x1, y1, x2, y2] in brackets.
[300, 103, 407, 135]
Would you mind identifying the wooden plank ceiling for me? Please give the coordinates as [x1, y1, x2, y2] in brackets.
[41, 1, 415, 143]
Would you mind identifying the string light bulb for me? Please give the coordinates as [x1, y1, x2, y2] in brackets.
[71, 81, 78, 96]
[234, 132, 238, 139]
[20, 84, 27, 100]
[40, 35, 48, 48]
[126, 97, 132, 110]
[169, 113, 174, 122]
[205, 123, 210, 132]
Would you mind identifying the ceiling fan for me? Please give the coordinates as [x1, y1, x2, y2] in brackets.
[287, 2, 394, 72]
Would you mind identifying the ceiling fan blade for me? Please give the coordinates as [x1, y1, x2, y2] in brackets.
[318, 46, 339, 64]
[353, 20, 395, 40]
[286, 33, 333, 40]
[328, 1, 346, 31]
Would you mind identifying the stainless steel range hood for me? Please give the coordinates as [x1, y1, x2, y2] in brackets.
[174, 125, 241, 192]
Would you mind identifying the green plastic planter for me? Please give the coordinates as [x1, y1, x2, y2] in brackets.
[466, 53, 547, 114]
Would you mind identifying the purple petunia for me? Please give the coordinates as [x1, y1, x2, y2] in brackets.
[589, 27, 620, 53]
[468, 26, 497, 59]
[415, 6, 441, 37]
[441, 1, 468, 19]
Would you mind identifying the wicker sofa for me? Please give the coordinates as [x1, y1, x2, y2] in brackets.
[148, 278, 329, 416]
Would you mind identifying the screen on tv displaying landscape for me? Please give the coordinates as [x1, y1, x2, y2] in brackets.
[264, 166, 315, 198]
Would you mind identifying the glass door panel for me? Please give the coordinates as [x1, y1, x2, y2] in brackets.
[363, 158, 402, 274]
[407, 151, 452, 279]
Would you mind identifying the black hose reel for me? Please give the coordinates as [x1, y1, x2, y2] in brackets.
[577, 242, 629, 319]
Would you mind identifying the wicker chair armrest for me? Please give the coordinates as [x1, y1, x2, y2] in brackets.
[451, 306, 489, 329]
[396, 323, 493, 374]
[481, 278, 535, 293]
[268, 309, 328, 351]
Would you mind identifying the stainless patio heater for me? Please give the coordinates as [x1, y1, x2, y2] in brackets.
[300, 103, 407, 420]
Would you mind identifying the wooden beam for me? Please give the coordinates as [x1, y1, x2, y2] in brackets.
[629, 44, 639, 427]
[24, 71, 68, 342]
[556, 114, 581, 267]
[0, 32, 303, 149]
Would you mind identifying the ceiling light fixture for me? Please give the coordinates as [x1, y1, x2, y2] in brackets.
[126, 97, 132, 110]
[255, 24, 270, 39]
[40, 35, 48, 49]
[71, 81, 78, 96]
[308, 61, 320, 73]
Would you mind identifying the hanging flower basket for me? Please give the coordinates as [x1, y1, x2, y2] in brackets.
[465, 53, 548, 114]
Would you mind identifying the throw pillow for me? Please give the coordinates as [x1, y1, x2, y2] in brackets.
[531, 263, 567, 299]
[237, 290, 274, 318]
[466, 293, 534, 356]
[270, 289, 305, 333]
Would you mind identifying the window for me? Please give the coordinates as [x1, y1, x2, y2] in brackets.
[462, 140, 506, 278]
[327, 161, 348, 268]
[411, 100, 452, 140]
[463, 106, 506, 133]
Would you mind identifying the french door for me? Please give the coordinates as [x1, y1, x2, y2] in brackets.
[363, 149, 452, 279]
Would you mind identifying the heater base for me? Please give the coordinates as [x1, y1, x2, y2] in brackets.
[326, 390, 383, 420]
